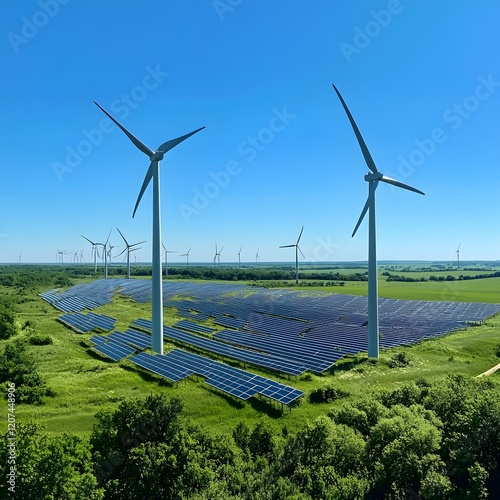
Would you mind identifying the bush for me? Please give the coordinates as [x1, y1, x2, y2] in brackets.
[28, 334, 53, 346]
[309, 385, 349, 404]
[495, 344, 500, 358]
[387, 351, 412, 368]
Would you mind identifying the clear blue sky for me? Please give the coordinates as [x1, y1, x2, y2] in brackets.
[1, 1, 499, 264]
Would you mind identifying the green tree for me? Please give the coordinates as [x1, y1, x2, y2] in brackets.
[0, 303, 16, 340]
[0, 423, 103, 499]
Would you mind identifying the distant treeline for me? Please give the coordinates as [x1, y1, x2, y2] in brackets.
[383, 271, 500, 282]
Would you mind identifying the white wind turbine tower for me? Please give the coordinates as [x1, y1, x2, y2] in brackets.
[81, 236, 99, 274]
[116, 228, 145, 279]
[101, 230, 112, 279]
[181, 248, 191, 268]
[280, 226, 305, 285]
[94, 101, 204, 355]
[238, 246, 242, 268]
[455, 243, 461, 269]
[213, 243, 218, 268]
[332, 84, 425, 360]
[162, 243, 176, 278]
[217, 245, 224, 267]
[73, 251, 79, 264]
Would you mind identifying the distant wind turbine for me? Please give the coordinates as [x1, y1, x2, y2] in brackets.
[280, 226, 305, 285]
[181, 248, 191, 268]
[81, 236, 99, 274]
[217, 245, 224, 267]
[332, 83, 425, 360]
[255, 247, 260, 263]
[238, 246, 242, 268]
[94, 101, 204, 355]
[455, 243, 461, 269]
[162, 243, 176, 278]
[116, 228, 145, 279]
[213, 243, 218, 268]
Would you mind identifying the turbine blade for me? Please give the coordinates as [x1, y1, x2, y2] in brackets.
[297, 226, 304, 245]
[131, 240, 146, 247]
[105, 228, 112, 245]
[332, 84, 378, 174]
[352, 180, 378, 237]
[298, 246, 305, 259]
[116, 228, 129, 246]
[380, 175, 425, 195]
[132, 161, 154, 218]
[116, 248, 127, 257]
[93, 101, 153, 157]
[157, 126, 205, 154]
[280, 244, 295, 248]
[81, 235, 95, 245]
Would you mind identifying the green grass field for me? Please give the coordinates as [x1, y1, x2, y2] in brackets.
[3, 273, 499, 439]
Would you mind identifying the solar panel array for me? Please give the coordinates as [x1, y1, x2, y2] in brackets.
[58, 312, 116, 333]
[42, 279, 500, 375]
[128, 348, 303, 405]
[131, 318, 308, 376]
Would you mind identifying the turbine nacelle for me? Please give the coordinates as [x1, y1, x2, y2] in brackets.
[364, 172, 383, 182]
[150, 151, 165, 162]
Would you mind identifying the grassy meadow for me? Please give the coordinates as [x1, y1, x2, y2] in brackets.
[2, 265, 499, 440]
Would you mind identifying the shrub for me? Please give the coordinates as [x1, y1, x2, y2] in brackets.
[309, 385, 349, 404]
[28, 334, 53, 346]
[387, 351, 412, 368]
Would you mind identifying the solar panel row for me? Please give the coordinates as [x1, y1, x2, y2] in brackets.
[131, 318, 308, 376]
[128, 348, 303, 405]
[89, 335, 136, 361]
[58, 312, 116, 333]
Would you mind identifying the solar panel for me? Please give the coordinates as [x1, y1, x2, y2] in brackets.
[90, 338, 136, 361]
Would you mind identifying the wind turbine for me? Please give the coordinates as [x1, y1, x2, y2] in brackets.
[56, 249, 68, 265]
[81, 236, 99, 274]
[217, 245, 224, 267]
[181, 248, 191, 267]
[332, 84, 425, 359]
[94, 101, 204, 355]
[73, 250, 79, 264]
[161, 243, 176, 278]
[116, 228, 146, 279]
[101, 230, 112, 279]
[213, 243, 218, 268]
[455, 243, 461, 269]
[255, 247, 260, 263]
[280, 226, 305, 285]
[238, 246, 242, 268]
